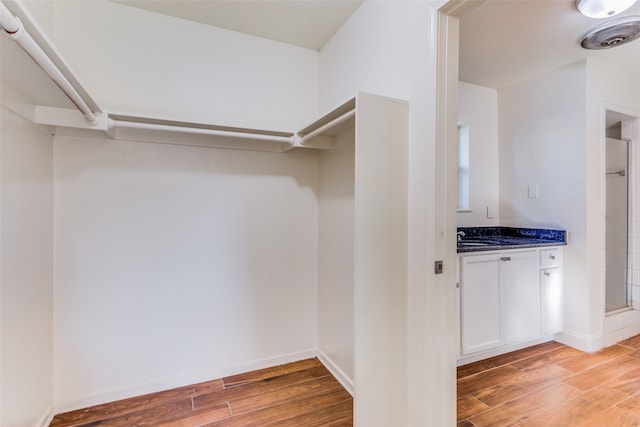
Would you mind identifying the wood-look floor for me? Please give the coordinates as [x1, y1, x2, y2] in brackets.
[52, 336, 640, 427]
[458, 335, 640, 426]
[50, 358, 352, 427]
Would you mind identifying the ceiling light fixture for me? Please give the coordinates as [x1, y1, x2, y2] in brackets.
[577, 0, 638, 18]
[581, 15, 640, 48]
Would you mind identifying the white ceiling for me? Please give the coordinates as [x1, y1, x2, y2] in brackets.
[111, 0, 363, 50]
[8, 0, 640, 117]
[111, 0, 640, 88]
[459, 0, 640, 89]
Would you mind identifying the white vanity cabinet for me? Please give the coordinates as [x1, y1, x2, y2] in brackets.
[501, 251, 540, 342]
[458, 246, 563, 363]
[460, 253, 502, 355]
[540, 248, 563, 335]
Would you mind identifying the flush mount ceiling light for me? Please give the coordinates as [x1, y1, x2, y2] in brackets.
[577, 0, 638, 18]
[581, 15, 640, 48]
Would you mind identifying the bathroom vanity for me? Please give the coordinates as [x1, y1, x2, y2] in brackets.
[456, 227, 566, 366]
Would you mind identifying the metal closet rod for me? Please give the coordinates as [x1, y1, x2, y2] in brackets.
[0, 0, 98, 124]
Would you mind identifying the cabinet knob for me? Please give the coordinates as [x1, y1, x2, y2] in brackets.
[543, 271, 551, 277]
[549, 254, 556, 260]
[500, 256, 511, 262]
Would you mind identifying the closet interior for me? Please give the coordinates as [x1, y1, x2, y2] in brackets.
[1, 2, 410, 424]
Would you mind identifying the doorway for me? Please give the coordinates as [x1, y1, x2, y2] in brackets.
[605, 110, 638, 314]
[605, 117, 629, 312]
[435, 0, 488, 425]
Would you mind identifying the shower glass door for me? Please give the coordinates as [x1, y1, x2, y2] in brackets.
[605, 137, 629, 312]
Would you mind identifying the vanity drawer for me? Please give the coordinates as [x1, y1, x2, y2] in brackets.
[540, 248, 561, 268]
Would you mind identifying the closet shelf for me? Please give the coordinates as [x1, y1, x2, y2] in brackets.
[1, 0, 356, 154]
[294, 98, 356, 150]
[105, 114, 296, 153]
[36, 99, 357, 153]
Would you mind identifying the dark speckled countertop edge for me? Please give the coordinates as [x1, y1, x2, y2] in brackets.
[456, 226, 567, 254]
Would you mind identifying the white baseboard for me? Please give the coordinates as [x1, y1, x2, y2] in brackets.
[315, 349, 354, 396]
[456, 336, 554, 366]
[554, 330, 603, 353]
[38, 405, 55, 427]
[55, 349, 317, 414]
[603, 309, 640, 347]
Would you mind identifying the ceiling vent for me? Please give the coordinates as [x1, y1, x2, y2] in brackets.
[581, 15, 640, 49]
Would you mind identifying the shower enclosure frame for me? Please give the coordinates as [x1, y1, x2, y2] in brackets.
[602, 107, 640, 348]
[605, 133, 630, 313]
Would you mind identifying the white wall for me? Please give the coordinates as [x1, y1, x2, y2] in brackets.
[458, 81, 499, 226]
[22, 0, 55, 37]
[317, 129, 355, 390]
[53, 135, 319, 409]
[1, 106, 54, 426]
[319, 2, 430, 111]
[498, 61, 589, 346]
[320, 2, 454, 426]
[498, 61, 587, 227]
[51, 0, 319, 131]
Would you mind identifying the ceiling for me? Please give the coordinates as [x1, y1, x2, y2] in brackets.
[459, 0, 640, 89]
[112, 0, 640, 88]
[7, 0, 640, 118]
[111, 0, 363, 50]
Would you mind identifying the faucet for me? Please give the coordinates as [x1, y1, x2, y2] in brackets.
[457, 231, 466, 242]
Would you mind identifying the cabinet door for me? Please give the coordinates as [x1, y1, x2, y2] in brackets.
[501, 251, 540, 343]
[541, 267, 562, 335]
[460, 254, 501, 355]
[540, 248, 561, 269]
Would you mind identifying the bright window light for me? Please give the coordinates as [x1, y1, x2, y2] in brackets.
[458, 124, 470, 211]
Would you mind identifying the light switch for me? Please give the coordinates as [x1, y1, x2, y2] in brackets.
[486, 205, 495, 219]
[528, 184, 539, 199]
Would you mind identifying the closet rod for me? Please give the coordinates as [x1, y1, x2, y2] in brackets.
[300, 109, 355, 143]
[108, 119, 295, 145]
[0, 0, 98, 124]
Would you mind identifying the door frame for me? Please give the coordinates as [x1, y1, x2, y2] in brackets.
[432, 1, 485, 424]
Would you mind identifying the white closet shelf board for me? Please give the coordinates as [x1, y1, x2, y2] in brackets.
[27, 105, 296, 152]
[296, 98, 356, 150]
[105, 114, 296, 152]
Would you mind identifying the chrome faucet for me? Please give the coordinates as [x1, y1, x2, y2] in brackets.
[457, 231, 466, 242]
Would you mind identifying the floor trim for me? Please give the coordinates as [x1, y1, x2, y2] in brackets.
[38, 405, 54, 427]
[54, 348, 317, 413]
[316, 349, 354, 396]
[554, 330, 603, 353]
[457, 336, 554, 366]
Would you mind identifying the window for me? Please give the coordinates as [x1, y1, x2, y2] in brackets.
[458, 124, 470, 211]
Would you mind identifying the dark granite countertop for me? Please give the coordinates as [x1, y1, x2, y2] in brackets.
[457, 226, 567, 253]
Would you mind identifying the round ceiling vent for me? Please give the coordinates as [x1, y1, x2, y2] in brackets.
[581, 15, 640, 49]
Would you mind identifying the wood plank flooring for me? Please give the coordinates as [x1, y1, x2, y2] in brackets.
[52, 336, 640, 426]
[50, 358, 352, 427]
[458, 335, 640, 426]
